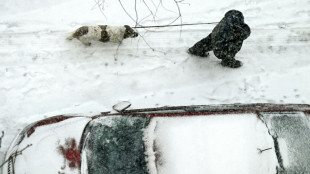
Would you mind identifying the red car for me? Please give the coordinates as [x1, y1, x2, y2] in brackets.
[2, 103, 310, 174]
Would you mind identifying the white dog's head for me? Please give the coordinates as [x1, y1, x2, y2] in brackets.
[123, 25, 139, 38]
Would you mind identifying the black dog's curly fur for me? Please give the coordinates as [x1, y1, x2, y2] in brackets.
[189, 10, 251, 68]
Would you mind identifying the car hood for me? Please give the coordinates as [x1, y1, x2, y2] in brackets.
[2, 116, 91, 174]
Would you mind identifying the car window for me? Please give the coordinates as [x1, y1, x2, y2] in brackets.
[81, 116, 149, 174]
[261, 112, 310, 174]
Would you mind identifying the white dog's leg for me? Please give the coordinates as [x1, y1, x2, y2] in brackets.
[80, 40, 91, 46]
[78, 38, 91, 46]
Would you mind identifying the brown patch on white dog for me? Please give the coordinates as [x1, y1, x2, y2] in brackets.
[67, 25, 138, 46]
[99, 25, 109, 42]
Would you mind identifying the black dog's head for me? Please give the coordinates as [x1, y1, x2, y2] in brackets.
[124, 25, 139, 38]
[225, 10, 244, 24]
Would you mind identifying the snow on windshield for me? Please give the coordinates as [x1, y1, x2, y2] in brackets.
[145, 114, 278, 174]
[261, 112, 310, 173]
[81, 113, 310, 174]
[82, 116, 149, 174]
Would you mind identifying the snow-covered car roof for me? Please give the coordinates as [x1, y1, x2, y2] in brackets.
[2, 103, 310, 174]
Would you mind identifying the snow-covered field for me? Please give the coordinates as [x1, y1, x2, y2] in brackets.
[0, 0, 309, 169]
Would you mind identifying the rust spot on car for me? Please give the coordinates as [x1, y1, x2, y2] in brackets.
[59, 138, 81, 169]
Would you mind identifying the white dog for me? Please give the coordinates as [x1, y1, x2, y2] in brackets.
[67, 25, 138, 46]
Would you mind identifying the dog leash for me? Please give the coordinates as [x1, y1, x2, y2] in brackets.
[133, 22, 219, 29]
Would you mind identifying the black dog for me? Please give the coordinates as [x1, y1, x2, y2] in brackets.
[189, 10, 251, 68]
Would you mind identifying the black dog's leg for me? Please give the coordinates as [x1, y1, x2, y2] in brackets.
[220, 58, 242, 68]
[188, 34, 212, 57]
[213, 42, 243, 68]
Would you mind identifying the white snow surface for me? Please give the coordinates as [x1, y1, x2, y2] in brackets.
[0, 0, 309, 171]
[146, 114, 278, 174]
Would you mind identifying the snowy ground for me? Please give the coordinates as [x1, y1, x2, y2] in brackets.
[0, 0, 309, 167]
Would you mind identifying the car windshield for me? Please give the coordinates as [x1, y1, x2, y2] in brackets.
[81, 116, 149, 174]
[81, 112, 310, 174]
